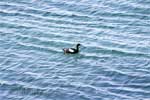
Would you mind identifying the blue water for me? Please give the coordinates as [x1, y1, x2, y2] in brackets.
[0, 0, 150, 100]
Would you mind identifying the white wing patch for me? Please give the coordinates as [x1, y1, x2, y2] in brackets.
[68, 48, 74, 52]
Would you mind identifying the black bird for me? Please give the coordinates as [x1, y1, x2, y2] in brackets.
[63, 43, 81, 54]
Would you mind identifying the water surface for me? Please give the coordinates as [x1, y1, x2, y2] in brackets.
[0, 0, 150, 100]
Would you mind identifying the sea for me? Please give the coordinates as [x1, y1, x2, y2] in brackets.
[0, 0, 150, 100]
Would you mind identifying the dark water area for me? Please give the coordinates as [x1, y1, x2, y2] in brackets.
[0, 0, 150, 100]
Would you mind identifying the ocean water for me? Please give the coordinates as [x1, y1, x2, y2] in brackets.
[0, 0, 150, 100]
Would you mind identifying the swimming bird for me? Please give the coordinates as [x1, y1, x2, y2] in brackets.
[63, 43, 81, 54]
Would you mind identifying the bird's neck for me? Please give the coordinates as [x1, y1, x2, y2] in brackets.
[76, 45, 79, 51]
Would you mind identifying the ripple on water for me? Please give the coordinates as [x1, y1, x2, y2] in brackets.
[0, 0, 150, 100]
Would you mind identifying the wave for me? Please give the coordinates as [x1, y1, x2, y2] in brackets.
[0, 0, 150, 100]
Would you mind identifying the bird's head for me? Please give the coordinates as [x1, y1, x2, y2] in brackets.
[76, 43, 81, 47]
